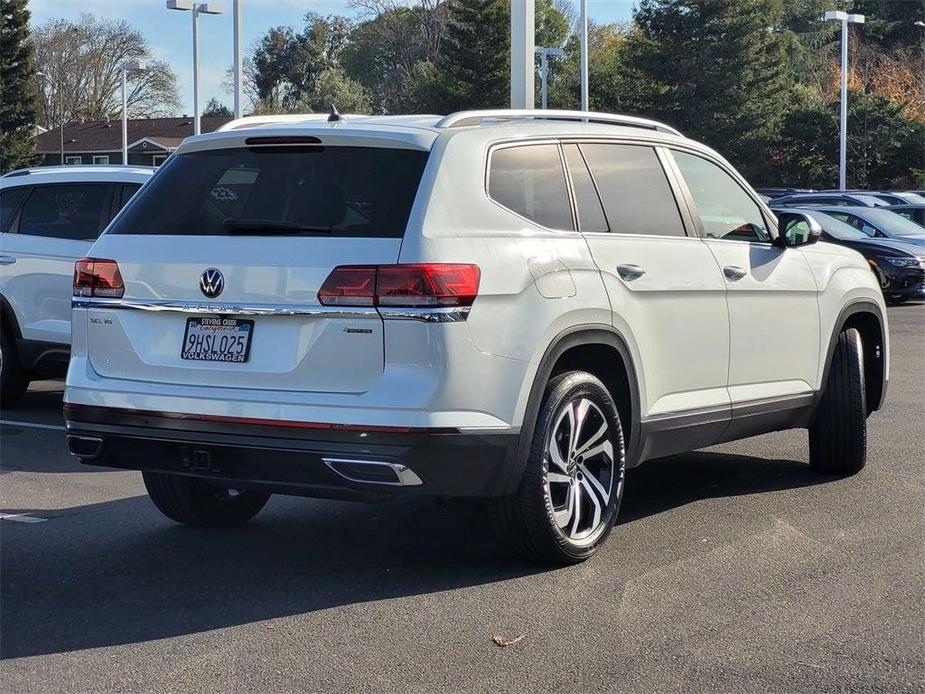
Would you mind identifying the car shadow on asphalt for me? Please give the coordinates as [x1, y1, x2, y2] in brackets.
[0, 450, 831, 660]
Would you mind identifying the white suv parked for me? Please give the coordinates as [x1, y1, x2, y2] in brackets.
[63, 111, 888, 563]
[0, 165, 154, 406]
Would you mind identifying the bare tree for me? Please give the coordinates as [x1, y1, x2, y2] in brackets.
[350, 0, 448, 71]
[31, 13, 181, 128]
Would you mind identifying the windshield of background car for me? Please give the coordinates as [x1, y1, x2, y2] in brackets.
[107, 145, 429, 238]
[857, 209, 925, 238]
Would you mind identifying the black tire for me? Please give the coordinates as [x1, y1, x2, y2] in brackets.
[809, 328, 867, 475]
[0, 322, 29, 409]
[142, 471, 270, 527]
[490, 371, 626, 564]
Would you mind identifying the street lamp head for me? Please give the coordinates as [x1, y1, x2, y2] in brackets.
[168, 1, 223, 14]
[914, 21, 925, 28]
[847, 14, 865, 24]
[123, 60, 142, 71]
[823, 10, 848, 22]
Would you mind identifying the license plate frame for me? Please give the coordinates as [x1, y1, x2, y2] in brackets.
[181, 317, 254, 363]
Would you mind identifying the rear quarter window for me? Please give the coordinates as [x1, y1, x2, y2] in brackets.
[107, 146, 429, 238]
[488, 144, 574, 231]
[0, 187, 30, 232]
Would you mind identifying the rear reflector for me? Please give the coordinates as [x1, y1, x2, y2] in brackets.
[319, 264, 480, 309]
[74, 258, 124, 298]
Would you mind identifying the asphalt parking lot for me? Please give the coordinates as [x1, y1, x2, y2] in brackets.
[1, 304, 922, 693]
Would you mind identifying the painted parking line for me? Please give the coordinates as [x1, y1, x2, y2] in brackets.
[0, 420, 66, 431]
[0, 513, 48, 523]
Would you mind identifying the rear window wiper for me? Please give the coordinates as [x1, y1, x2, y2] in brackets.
[222, 218, 333, 234]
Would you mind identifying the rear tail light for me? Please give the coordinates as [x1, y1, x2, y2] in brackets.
[317, 266, 376, 306]
[319, 263, 480, 309]
[74, 258, 124, 298]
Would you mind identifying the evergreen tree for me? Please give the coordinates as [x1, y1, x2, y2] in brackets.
[0, 0, 38, 173]
[419, 0, 570, 113]
[202, 98, 232, 117]
[775, 88, 924, 189]
[851, 0, 925, 51]
[436, 0, 511, 111]
[618, 0, 789, 180]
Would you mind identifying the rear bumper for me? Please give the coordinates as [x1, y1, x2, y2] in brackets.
[64, 404, 519, 500]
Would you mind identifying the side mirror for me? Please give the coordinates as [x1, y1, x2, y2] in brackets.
[774, 211, 822, 248]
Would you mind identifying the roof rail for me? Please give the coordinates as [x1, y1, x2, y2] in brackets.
[216, 113, 366, 132]
[435, 109, 683, 137]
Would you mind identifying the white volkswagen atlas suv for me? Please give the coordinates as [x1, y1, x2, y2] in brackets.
[63, 110, 888, 563]
[0, 165, 154, 407]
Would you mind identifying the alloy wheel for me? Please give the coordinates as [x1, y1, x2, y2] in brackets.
[543, 397, 621, 546]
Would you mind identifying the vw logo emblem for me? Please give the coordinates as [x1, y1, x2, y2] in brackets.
[199, 268, 224, 298]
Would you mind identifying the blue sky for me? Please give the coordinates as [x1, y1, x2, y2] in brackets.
[28, 0, 636, 115]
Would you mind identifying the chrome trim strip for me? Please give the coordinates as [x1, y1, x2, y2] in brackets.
[322, 457, 423, 487]
[72, 297, 378, 319]
[73, 297, 470, 322]
[377, 306, 470, 323]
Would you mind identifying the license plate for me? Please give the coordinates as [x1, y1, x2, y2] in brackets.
[181, 317, 253, 363]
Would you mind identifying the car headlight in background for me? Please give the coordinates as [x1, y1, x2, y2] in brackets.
[884, 256, 925, 268]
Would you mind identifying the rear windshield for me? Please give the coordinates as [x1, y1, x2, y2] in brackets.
[108, 145, 429, 238]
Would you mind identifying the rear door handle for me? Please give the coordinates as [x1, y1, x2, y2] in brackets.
[616, 264, 646, 281]
[0, 255, 16, 266]
[723, 265, 747, 280]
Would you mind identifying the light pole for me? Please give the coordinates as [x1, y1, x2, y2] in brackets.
[122, 61, 142, 166]
[166, 1, 224, 135]
[233, 0, 242, 119]
[36, 71, 65, 164]
[912, 22, 925, 177]
[535, 47, 564, 109]
[579, 0, 588, 111]
[824, 10, 865, 191]
[510, 0, 534, 108]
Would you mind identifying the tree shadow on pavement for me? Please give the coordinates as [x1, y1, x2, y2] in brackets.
[0, 450, 830, 659]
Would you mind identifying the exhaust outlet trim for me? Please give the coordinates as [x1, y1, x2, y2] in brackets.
[322, 457, 423, 487]
[67, 435, 104, 460]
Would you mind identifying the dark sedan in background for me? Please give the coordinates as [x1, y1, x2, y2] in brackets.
[796, 205, 925, 247]
[773, 207, 925, 304]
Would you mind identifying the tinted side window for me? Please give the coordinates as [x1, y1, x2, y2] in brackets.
[488, 145, 573, 230]
[580, 144, 685, 237]
[118, 184, 142, 210]
[17, 184, 110, 240]
[563, 144, 608, 233]
[673, 151, 769, 242]
[0, 187, 30, 232]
